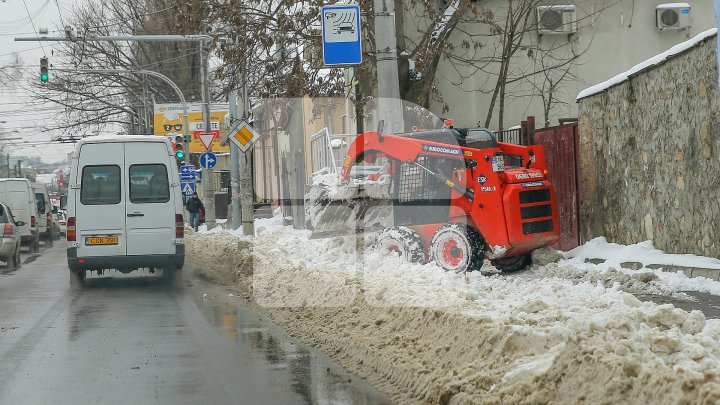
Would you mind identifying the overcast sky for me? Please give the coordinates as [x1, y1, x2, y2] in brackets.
[0, 0, 81, 164]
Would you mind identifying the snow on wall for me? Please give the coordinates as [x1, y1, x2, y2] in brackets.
[577, 28, 717, 101]
[577, 33, 720, 258]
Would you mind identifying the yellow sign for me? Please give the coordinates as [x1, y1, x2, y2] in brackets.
[234, 127, 254, 146]
[153, 103, 230, 153]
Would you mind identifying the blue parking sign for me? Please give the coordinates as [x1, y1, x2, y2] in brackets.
[321, 4, 362, 66]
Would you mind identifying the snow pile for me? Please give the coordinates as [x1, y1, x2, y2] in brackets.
[311, 172, 358, 201]
[186, 226, 720, 403]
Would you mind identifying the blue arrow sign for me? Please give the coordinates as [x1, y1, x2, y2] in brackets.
[180, 171, 196, 181]
[180, 165, 195, 174]
[321, 4, 362, 66]
[181, 181, 196, 196]
[199, 152, 217, 169]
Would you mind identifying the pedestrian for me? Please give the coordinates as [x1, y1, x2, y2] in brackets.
[186, 192, 204, 232]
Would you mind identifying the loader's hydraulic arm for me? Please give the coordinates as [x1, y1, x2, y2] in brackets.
[412, 162, 475, 202]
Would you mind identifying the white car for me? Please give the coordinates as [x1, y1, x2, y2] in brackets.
[56, 211, 67, 236]
[0, 179, 39, 253]
[66, 135, 185, 286]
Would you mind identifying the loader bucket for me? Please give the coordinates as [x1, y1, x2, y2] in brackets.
[304, 183, 393, 239]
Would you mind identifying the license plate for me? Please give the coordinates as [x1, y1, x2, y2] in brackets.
[85, 236, 119, 245]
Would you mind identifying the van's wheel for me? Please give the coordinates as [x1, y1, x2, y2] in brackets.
[69, 269, 85, 289]
[46, 234, 54, 247]
[372, 227, 425, 263]
[162, 268, 176, 284]
[429, 223, 485, 272]
[491, 254, 531, 273]
[5, 254, 15, 270]
[14, 247, 21, 269]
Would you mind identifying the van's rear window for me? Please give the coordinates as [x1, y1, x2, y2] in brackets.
[129, 164, 170, 203]
[81, 165, 121, 205]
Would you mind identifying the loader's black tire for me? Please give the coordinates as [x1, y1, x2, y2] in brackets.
[491, 254, 531, 273]
[372, 227, 425, 263]
[429, 223, 485, 272]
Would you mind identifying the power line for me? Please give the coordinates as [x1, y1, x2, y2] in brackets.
[20, 0, 47, 56]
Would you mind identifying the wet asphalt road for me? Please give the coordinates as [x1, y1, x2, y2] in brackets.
[0, 242, 390, 405]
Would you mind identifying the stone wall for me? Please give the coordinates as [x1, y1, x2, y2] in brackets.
[577, 35, 720, 257]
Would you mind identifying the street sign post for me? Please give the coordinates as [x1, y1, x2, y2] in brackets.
[321, 4, 362, 66]
[181, 181, 196, 196]
[199, 152, 217, 169]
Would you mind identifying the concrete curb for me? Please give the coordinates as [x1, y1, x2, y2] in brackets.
[583, 258, 720, 281]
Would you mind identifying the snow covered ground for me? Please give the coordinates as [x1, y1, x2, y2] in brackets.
[186, 220, 720, 403]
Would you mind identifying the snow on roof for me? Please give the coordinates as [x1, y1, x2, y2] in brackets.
[577, 27, 717, 101]
[656, 3, 690, 9]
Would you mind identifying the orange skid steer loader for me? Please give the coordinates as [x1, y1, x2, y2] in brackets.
[305, 127, 560, 272]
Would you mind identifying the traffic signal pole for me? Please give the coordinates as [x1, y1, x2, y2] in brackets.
[53, 68, 190, 167]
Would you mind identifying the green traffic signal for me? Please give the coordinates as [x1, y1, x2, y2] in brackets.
[40, 57, 49, 82]
[175, 150, 185, 159]
[175, 135, 184, 159]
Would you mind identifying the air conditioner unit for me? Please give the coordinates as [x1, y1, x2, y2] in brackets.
[537, 5, 577, 35]
[656, 3, 691, 30]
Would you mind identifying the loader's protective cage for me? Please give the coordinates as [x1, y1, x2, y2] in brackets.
[392, 156, 463, 227]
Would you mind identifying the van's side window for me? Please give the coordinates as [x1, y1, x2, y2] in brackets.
[129, 164, 170, 203]
[81, 165, 121, 205]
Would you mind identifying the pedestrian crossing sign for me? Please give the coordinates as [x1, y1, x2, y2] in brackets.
[181, 182, 196, 195]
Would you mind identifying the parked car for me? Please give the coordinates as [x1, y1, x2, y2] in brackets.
[67, 135, 185, 286]
[0, 179, 39, 253]
[0, 202, 23, 270]
[32, 183, 58, 246]
[56, 211, 67, 236]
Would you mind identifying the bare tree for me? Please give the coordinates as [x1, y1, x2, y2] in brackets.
[22, 0, 205, 136]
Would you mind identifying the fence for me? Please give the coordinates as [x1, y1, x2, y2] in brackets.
[310, 128, 358, 174]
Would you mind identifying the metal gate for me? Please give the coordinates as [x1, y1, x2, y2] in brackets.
[533, 123, 580, 251]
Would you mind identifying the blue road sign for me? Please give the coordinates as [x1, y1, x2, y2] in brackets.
[180, 165, 196, 181]
[321, 4, 362, 66]
[180, 165, 195, 174]
[180, 171, 196, 181]
[199, 152, 217, 169]
[181, 181, 196, 196]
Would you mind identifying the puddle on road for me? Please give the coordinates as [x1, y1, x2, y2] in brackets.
[201, 296, 392, 405]
[637, 291, 720, 320]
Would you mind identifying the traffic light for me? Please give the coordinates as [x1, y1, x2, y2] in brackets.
[174, 135, 185, 159]
[40, 57, 49, 82]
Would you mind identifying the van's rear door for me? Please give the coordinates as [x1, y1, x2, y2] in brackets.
[75, 143, 126, 258]
[124, 142, 175, 256]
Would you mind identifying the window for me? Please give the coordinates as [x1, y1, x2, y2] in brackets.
[81, 165, 121, 205]
[35, 193, 46, 214]
[129, 164, 170, 203]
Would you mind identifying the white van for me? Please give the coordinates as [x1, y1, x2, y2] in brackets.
[32, 182, 57, 246]
[0, 179, 39, 252]
[67, 135, 185, 285]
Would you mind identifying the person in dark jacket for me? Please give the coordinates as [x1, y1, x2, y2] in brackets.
[185, 192, 204, 231]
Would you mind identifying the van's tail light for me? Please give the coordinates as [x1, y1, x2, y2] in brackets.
[31, 215, 36, 227]
[3, 224, 14, 237]
[67, 217, 76, 241]
[175, 214, 184, 238]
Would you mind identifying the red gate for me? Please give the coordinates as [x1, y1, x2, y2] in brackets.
[533, 123, 581, 251]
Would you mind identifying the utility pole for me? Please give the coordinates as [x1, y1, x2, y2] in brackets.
[200, 41, 216, 231]
[287, 98, 305, 229]
[373, 0, 404, 134]
[229, 87, 241, 230]
[238, 72, 254, 235]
